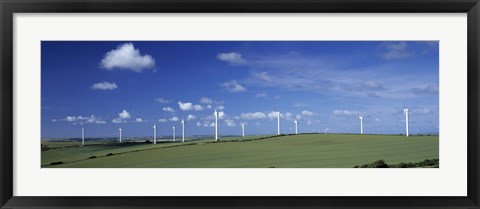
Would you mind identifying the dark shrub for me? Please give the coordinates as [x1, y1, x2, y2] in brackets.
[145, 140, 151, 143]
[370, 160, 389, 168]
[89, 156, 96, 159]
[106, 153, 114, 156]
[355, 160, 389, 168]
[50, 161, 63, 165]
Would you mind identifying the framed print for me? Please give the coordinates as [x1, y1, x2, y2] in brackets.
[1, 0, 479, 208]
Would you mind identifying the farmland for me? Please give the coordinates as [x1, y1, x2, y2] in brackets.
[42, 133, 439, 168]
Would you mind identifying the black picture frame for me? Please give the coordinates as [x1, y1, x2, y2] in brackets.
[1, 0, 479, 208]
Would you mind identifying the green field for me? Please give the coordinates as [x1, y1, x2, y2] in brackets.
[41, 134, 439, 168]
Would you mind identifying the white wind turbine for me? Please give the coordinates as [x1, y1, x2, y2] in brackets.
[153, 124, 157, 144]
[404, 107, 409, 137]
[241, 123, 246, 137]
[359, 116, 364, 135]
[81, 127, 85, 146]
[118, 127, 122, 143]
[181, 119, 185, 142]
[277, 111, 281, 135]
[294, 120, 298, 135]
[173, 126, 176, 142]
[214, 109, 219, 142]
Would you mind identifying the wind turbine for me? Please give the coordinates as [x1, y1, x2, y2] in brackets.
[294, 120, 298, 135]
[81, 127, 85, 146]
[214, 109, 219, 142]
[119, 128, 122, 143]
[241, 123, 245, 137]
[403, 107, 409, 137]
[173, 126, 176, 142]
[153, 124, 157, 144]
[181, 119, 185, 142]
[359, 116, 364, 135]
[277, 111, 281, 135]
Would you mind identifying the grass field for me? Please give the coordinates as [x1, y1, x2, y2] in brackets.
[41, 134, 439, 168]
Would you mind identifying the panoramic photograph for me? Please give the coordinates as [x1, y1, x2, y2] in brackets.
[41, 41, 439, 168]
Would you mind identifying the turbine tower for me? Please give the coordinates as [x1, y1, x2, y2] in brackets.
[241, 123, 245, 137]
[119, 128, 122, 143]
[173, 126, 176, 142]
[294, 120, 298, 135]
[404, 107, 409, 137]
[359, 116, 363, 135]
[277, 111, 281, 135]
[214, 109, 219, 142]
[81, 127, 85, 146]
[181, 119, 185, 142]
[153, 124, 157, 144]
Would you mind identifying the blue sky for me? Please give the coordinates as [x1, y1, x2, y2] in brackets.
[41, 41, 439, 138]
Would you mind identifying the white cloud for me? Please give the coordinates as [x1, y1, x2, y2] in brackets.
[155, 98, 170, 103]
[283, 112, 293, 120]
[342, 80, 386, 93]
[76, 116, 88, 120]
[255, 93, 268, 99]
[158, 118, 168, 122]
[240, 112, 267, 120]
[90, 81, 118, 90]
[217, 52, 245, 65]
[218, 111, 226, 119]
[199, 97, 213, 104]
[100, 43, 155, 72]
[217, 105, 225, 110]
[220, 80, 246, 92]
[296, 114, 302, 120]
[118, 110, 131, 119]
[225, 119, 236, 127]
[187, 114, 197, 121]
[112, 118, 123, 124]
[162, 107, 175, 113]
[65, 116, 76, 122]
[178, 102, 193, 111]
[333, 109, 361, 116]
[51, 119, 57, 122]
[250, 93, 278, 100]
[194, 105, 203, 111]
[135, 118, 145, 122]
[293, 102, 308, 107]
[302, 110, 315, 116]
[412, 84, 439, 95]
[268, 111, 279, 119]
[178, 101, 204, 111]
[112, 110, 131, 123]
[362, 81, 385, 90]
[169, 116, 179, 122]
[380, 42, 413, 60]
[206, 104, 212, 109]
[199, 121, 216, 127]
[63, 115, 106, 124]
[411, 107, 433, 114]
